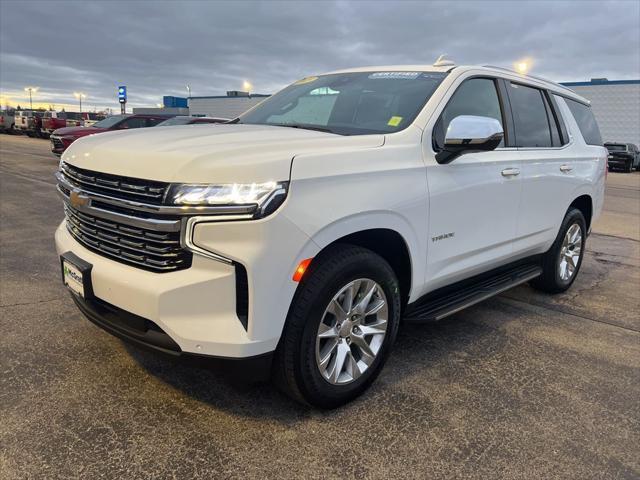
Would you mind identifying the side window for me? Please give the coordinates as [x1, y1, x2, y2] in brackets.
[542, 93, 566, 147]
[508, 82, 553, 148]
[119, 117, 147, 129]
[434, 78, 504, 150]
[564, 98, 603, 146]
[146, 117, 166, 127]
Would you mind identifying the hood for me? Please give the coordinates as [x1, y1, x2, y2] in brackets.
[53, 126, 104, 137]
[61, 124, 384, 184]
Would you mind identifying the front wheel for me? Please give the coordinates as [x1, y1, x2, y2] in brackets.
[627, 160, 634, 173]
[273, 244, 401, 408]
[530, 208, 586, 293]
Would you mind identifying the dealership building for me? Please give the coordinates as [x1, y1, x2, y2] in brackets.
[188, 91, 270, 119]
[560, 79, 640, 146]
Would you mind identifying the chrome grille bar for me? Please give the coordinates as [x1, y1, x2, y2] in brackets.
[64, 204, 190, 272]
[60, 162, 167, 203]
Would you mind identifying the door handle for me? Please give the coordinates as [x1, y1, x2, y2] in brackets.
[560, 164, 573, 173]
[501, 168, 520, 177]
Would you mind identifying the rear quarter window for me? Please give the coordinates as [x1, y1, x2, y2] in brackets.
[565, 98, 603, 146]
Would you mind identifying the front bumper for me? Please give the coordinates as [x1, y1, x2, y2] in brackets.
[55, 209, 318, 358]
[607, 156, 633, 169]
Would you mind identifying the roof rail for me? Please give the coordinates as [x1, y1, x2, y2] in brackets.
[482, 65, 577, 94]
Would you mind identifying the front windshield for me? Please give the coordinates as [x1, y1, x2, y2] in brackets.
[239, 71, 447, 135]
[155, 116, 193, 126]
[93, 115, 127, 128]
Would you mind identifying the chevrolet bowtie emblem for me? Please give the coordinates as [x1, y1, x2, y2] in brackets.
[69, 189, 90, 209]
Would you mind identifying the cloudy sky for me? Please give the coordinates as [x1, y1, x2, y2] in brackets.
[1, 0, 639, 111]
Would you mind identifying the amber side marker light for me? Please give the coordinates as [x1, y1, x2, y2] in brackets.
[292, 258, 313, 282]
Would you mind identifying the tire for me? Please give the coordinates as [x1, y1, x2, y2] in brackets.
[530, 207, 586, 293]
[627, 160, 634, 173]
[273, 244, 401, 408]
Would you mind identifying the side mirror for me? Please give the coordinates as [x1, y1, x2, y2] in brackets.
[435, 115, 504, 164]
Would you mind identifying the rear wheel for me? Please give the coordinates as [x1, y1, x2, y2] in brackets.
[530, 208, 586, 293]
[273, 244, 401, 408]
[627, 160, 634, 173]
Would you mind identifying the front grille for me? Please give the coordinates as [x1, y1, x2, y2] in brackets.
[64, 204, 191, 272]
[61, 162, 169, 205]
[51, 137, 64, 149]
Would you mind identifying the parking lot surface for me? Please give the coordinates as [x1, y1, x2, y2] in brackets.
[1, 134, 639, 479]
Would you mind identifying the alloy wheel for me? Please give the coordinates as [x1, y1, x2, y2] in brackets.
[315, 278, 388, 385]
[558, 223, 582, 281]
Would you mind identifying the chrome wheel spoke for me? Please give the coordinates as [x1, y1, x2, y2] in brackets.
[318, 323, 339, 339]
[327, 298, 347, 322]
[353, 280, 377, 315]
[318, 339, 338, 369]
[342, 282, 357, 313]
[569, 225, 580, 244]
[365, 298, 386, 316]
[351, 334, 375, 361]
[359, 319, 387, 336]
[559, 259, 568, 280]
[347, 351, 362, 380]
[329, 342, 350, 383]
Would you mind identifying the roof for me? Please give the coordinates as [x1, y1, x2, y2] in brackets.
[560, 79, 640, 87]
[326, 64, 454, 74]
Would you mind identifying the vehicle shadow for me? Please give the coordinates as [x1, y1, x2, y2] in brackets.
[124, 298, 512, 421]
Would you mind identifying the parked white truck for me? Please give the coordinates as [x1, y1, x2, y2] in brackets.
[55, 63, 606, 407]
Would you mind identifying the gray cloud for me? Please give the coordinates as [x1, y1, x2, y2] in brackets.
[1, 0, 638, 111]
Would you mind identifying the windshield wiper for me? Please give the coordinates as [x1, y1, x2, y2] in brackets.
[270, 123, 337, 134]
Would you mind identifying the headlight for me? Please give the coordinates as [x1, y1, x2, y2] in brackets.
[168, 181, 288, 217]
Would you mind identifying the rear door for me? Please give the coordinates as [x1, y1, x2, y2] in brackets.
[505, 82, 578, 256]
[424, 76, 522, 290]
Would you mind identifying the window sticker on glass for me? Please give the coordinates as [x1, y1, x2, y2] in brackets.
[369, 72, 421, 80]
[294, 76, 318, 85]
[387, 116, 403, 127]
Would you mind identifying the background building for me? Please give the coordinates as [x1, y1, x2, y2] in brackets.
[188, 91, 270, 119]
[560, 79, 640, 146]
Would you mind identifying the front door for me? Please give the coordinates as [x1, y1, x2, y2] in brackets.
[424, 76, 522, 291]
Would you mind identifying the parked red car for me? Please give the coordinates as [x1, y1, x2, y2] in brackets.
[50, 113, 176, 156]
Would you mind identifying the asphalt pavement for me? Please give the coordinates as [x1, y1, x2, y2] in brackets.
[1, 134, 638, 479]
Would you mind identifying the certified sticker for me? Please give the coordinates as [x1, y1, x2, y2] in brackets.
[369, 72, 421, 80]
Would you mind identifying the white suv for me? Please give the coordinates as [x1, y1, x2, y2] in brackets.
[55, 63, 606, 407]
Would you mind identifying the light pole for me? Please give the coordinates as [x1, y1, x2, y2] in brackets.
[186, 84, 191, 98]
[74, 92, 86, 113]
[24, 87, 38, 110]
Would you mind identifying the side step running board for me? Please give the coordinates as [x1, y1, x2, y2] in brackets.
[404, 263, 542, 323]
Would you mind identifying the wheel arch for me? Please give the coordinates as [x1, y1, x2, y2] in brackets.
[303, 211, 425, 306]
[569, 194, 593, 232]
[317, 228, 413, 308]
